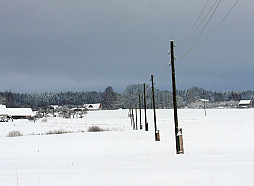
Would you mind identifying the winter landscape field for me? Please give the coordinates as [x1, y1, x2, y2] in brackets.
[1, 109, 254, 186]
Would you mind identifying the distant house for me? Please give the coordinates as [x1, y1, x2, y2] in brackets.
[50, 105, 59, 110]
[84, 103, 102, 111]
[238, 100, 252, 108]
[0, 105, 34, 120]
[7, 108, 34, 119]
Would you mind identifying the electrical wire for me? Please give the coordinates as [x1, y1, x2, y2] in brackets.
[177, 0, 222, 61]
[178, 0, 211, 46]
[190, 0, 219, 38]
[156, 0, 240, 87]
[191, 0, 240, 52]
[155, 53, 171, 86]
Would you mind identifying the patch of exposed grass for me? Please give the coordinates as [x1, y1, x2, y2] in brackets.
[7, 131, 23, 137]
[41, 118, 47, 122]
[44, 129, 70, 135]
[28, 130, 85, 136]
[87, 126, 105, 132]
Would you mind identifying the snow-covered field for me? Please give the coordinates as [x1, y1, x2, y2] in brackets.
[1, 109, 254, 186]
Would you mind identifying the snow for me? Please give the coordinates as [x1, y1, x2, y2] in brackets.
[239, 100, 252, 105]
[0, 105, 7, 115]
[0, 104, 6, 109]
[0, 106, 34, 117]
[1, 109, 254, 185]
[6, 108, 34, 117]
[198, 99, 209, 102]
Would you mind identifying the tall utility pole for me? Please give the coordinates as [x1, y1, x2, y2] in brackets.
[135, 104, 138, 130]
[132, 108, 135, 130]
[170, 40, 183, 154]
[130, 107, 133, 127]
[144, 84, 148, 131]
[139, 94, 142, 130]
[151, 75, 160, 141]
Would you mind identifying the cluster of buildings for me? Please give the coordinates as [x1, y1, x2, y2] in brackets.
[196, 99, 253, 109]
[0, 100, 252, 122]
[51, 103, 102, 112]
[51, 103, 103, 118]
[0, 103, 103, 122]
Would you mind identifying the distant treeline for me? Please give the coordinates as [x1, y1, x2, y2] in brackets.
[1, 85, 254, 109]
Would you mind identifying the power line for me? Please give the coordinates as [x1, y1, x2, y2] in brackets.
[178, 0, 222, 61]
[157, 0, 240, 87]
[156, 53, 171, 86]
[191, 0, 240, 52]
[178, 0, 211, 46]
[190, 0, 219, 38]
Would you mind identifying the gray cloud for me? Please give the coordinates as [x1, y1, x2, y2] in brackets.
[0, 0, 253, 93]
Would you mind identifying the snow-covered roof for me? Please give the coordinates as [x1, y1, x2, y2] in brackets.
[70, 108, 84, 111]
[6, 108, 34, 117]
[0, 105, 6, 109]
[0, 105, 8, 116]
[239, 100, 252, 105]
[198, 99, 209, 102]
[50, 105, 59, 109]
[84, 103, 102, 110]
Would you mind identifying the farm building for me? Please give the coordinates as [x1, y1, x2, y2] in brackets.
[0, 105, 34, 120]
[6, 108, 34, 119]
[84, 103, 102, 111]
[238, 100, 252, 108]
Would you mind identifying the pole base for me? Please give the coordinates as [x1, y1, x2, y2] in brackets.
[155, 130, 160, 141]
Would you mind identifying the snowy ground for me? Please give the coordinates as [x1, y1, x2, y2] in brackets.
[1, 109, 254, 186]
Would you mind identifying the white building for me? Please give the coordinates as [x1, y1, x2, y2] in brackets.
[0, 105, 34, 120]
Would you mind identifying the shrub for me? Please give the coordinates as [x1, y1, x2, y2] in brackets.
[7, 130, 23, 137]
[87, 126, 104, 132]
[45, 129, 68, 135]
[41, 118, 47, 122]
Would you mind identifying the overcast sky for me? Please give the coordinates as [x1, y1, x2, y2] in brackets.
[0, 0, 253, 93]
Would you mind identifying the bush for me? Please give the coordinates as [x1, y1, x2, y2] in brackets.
[45, 129, 69, 135]
[41, 118, 47, 122]
[88, 126, 104, 132]
[7, 130, 23, 137]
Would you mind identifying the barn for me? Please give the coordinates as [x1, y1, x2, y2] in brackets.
[7, 108, 34, 119]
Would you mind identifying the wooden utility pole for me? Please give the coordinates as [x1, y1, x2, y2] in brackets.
[139, 94, 142, 130]
[151, 75, 160, 141]
[135, 104, 138, 130]
[198, 99, 209, 116]
[170, 40, 183, 154]
[130, 108, 133, 127]
[132, 108, 135, 130]
[144, 84, 148, 131]
[204, 101, 206, 116]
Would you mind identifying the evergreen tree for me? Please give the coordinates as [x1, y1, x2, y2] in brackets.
[102, 86, 117, 109]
